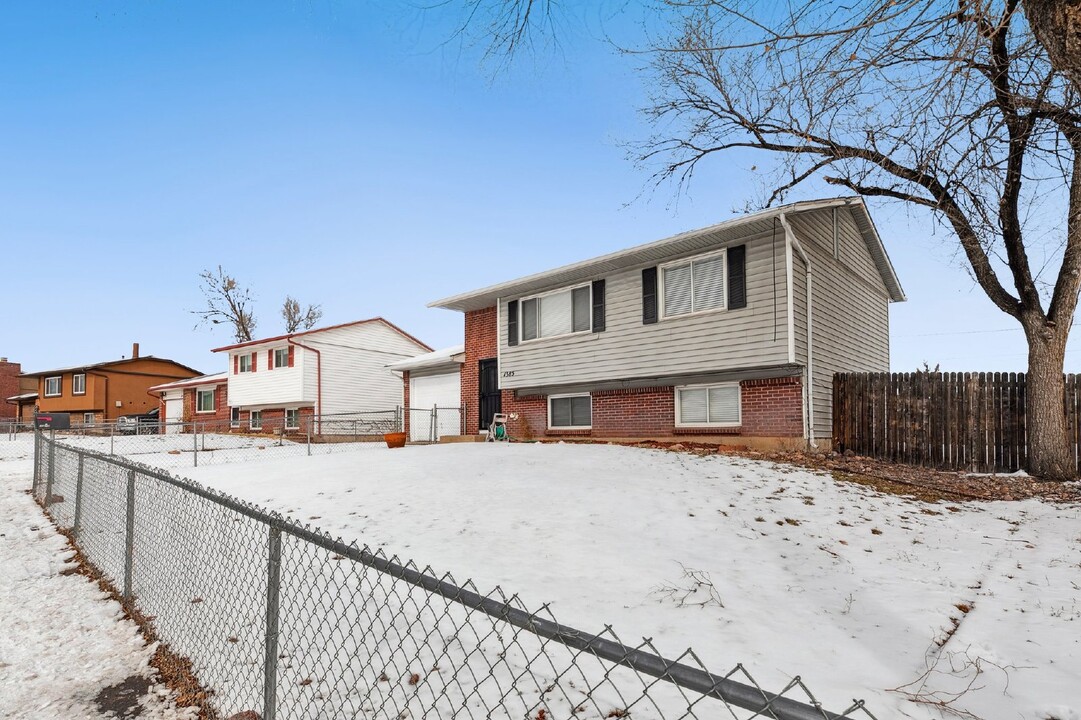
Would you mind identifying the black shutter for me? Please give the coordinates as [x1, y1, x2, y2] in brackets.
[727, 245, 747, 310]
[642, 267, 658, 324]
[507, 300, 519, 346]
[591, 279, 606, 332]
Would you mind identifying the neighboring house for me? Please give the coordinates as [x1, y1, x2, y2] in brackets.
[148, 373, 230, 433]
[21, 344, 202, 425]
[429, 197, 905, 448]
[389, 345, 465, 442]
[211, 318, 432, 433]
[1, 358, 37, 422]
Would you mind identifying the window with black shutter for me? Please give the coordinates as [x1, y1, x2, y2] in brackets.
[727, 244, 747, 309]
[642, 267, 658, 324]
[591, 279, 606, 332]
[507, 300, 519, 346]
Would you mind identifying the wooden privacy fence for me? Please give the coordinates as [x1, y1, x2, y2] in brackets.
[833, 372, 1081, 473]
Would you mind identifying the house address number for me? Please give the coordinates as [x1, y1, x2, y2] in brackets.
[502, 370, 516, 378]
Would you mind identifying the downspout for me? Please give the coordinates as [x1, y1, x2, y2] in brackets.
[287, 338, 321, 435]
[777, 212, 817, 448]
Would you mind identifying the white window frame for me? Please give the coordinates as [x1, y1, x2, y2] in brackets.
[230, 407, 240, 428]
[44, 376, 62, 397]
[72, 374, 86, 396]
[250, 410, 262, 430]
[285, 408, 299, 430]
[674, 382, 742, 427]
[238, 353, 252, 373]
[83, 412, 95, 426]
[659, 248, 728, 320]
[196, 388, 216, 414]
[547, 393, 593, 430]
[274, 347, 289, 368]
[518, 283, 592, 344]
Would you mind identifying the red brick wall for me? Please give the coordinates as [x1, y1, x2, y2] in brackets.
[0, 360, 21, 420]
[500, 380, 803, 440]
[462, 306, 499, 433]
[740, 377, 804, 437]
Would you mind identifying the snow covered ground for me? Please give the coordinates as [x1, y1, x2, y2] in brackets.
[168, 441, 1081, 720]
[0, 436, 194, 720]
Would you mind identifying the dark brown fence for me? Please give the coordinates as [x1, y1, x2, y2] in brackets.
[832, 372, 1081, 473]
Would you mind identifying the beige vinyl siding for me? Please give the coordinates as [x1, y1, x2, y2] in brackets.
[789, 208, 890, 439]
[499, 228, 790, 389]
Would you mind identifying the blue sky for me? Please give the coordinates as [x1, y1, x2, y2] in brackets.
[1, 1, 1074, 375]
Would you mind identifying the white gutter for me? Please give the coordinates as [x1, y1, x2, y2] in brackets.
[778, 212, 817, 448]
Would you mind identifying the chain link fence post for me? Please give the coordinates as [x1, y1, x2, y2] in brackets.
[193, 427, 199, 468]
[32, 429, 40, 494]
[73, 452, 85, 539]
[263, 522, 282, 720]
[123, 468, 136, 602]
[45, 429, 56, 506]
[110, 424, 115, 456]
[307, 427, 311, 457]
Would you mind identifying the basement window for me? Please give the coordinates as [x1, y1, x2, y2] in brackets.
[548, 394, 592, 429]
[676, 383, 740, 427]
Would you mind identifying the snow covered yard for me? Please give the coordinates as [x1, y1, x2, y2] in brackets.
[0, 437, 194, 720]
[179, 441, 1081, 720]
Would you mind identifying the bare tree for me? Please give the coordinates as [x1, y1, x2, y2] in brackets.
[192, 266, 257, 343]
[456, 0, 1081, 480]
[282, 296, 323, 333]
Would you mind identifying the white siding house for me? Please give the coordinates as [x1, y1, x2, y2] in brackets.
[213, 318, 432, 421]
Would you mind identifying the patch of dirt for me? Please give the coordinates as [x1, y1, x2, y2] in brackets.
[44, 517, 217, 719]
[95, 675, 151, 719]
[615, 440, 1081, 504]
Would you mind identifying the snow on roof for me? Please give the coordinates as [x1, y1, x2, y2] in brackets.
[387, 345, 465, 372]
[148, 372, 230, 393]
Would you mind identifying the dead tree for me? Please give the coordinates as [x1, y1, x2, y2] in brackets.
[193, 266, 257, 343]
[282, 296, 323, 333]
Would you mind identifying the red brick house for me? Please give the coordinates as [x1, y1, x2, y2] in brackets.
[149, 373, 231, 432]
[429, 198, 904, 448]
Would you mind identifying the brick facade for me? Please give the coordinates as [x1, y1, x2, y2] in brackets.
[0, 359, 21, 420]
[739, 377, 804, 437]
[460, 305, 806, 444]
[462, 307, 499, 432]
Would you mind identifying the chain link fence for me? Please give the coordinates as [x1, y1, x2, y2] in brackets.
[31, 431, 878, 720]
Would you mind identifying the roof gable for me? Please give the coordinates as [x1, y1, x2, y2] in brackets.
[429, 197, 904, 312]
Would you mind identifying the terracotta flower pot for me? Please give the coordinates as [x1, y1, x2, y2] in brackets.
[383, 431, 407, 449]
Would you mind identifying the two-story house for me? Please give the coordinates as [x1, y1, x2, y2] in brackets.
[21, 344, 201, 426]
[211, 318, 432, 433]
[429, 197, 905, 448]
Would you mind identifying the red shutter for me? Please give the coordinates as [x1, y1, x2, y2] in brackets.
[251, 353, 257, 372]
[233, 355, 238, 375]
[288, 346, 295, 367]
[268, 349, 274, 370]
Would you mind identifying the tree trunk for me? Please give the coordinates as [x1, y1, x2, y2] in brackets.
[1023, 0, 1081, 93]
[1025, 331, 1075, 480]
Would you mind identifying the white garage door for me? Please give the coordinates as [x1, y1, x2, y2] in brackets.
[164, 397, 183, 434]
[409, 372, 461, 442]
